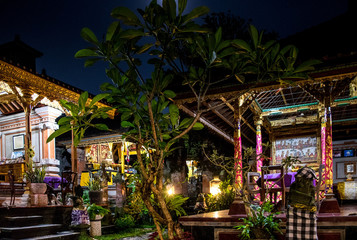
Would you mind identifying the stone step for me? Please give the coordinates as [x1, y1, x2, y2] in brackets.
[0, 224, 63, 239]
[3, 215, 43, 227]
[22, 230, 80, 240]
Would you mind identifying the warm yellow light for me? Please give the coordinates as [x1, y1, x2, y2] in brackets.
[210, 186, 221, 195]
[167, 185, 175, 195]
[210, 176, 221, 195]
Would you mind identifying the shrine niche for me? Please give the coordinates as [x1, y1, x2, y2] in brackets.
[275, 136, 317, 164]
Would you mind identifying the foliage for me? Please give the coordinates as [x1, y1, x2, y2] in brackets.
[86, 176, 102, 191]
[203, 144, 255, 200]
[112, 171, 124, 184]
[124, 174, 150, 223]
[82, 190, 90, 204]
[79, 227, 154, 240]
[115, 214, 136, 229]
[86, 203, 110, 220]
[234, 201, 282, 240]
[63, 0, 318, 239]
[281, 156, 301, 171]
[46, 91, 111, 146]
[164, 194, 189, 219]
[205, 179, 235, 212]
[24, 159, 46, 183]
[148, 231, 194, 240]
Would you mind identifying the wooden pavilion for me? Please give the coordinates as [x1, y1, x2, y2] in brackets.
[0, 37, 113, 206]
[178, 4, 357, 240]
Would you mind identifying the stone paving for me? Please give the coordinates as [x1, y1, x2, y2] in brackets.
[119, 231, 154, 240]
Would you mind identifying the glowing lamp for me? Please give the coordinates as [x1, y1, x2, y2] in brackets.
[167, 184, 175, 195]
[210, 176, 221, 195]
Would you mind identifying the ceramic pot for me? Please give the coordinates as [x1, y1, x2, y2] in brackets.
[252, 228, 271, 239]
[89, 190, 103, 204]
[30, 183, 47, 194]
[90, 215, 103, 236]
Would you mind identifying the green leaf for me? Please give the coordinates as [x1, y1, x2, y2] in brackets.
[178, 118, 192, 129]
[95, 123, 109, 131]
[119, 29, 145, 39]
[121, 121, 135, 128]
[249, 25, 259, 49]
[78, 91, 89, 110]
[89, 93, 110, 108]
[121, 111, 132, 121]
[232, 39, 251, 52]
[182, 6, 209, 24]
[111, 7, 142, 26]
[294, 59, 321, 73]
[80, 27, 98, 44]
[58, 116, 72, 126]
[162, 134, 171, 140]
[192, 122, 204, 130]
[84, 58, 101, 67]
[169, 104, 179, 127]
[163, 90, 176, 98]
[214, 28, 222, 48]
[74, 49, 98, 58]
[46, 125, 72, 143]
[163, 0, 176, 21]
[106, 21, 120, 41]
[137, 43, 154, 54]
[178, 0, 187, 16]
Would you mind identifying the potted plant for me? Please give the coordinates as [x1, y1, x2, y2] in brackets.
[23, 145, 47, 194]
[281, 156, 301, 172]
[87, 175, 102, 204]
[234, 201, 282, 240]
[87, 203, 110, 236]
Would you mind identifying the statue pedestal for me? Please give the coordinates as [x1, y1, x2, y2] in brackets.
[30, 194, 48, 206]
[319, 193, 340, 213]
[228, 197, 247, 215]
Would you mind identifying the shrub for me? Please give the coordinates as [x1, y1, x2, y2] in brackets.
[205, 179, 235, 212]
[115, 214, 135, 229]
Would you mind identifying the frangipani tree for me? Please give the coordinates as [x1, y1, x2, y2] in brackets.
[48, 0, 319, 239]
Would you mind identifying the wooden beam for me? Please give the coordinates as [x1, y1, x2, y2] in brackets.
[220, 96, 257, 134]
[0, 93, 17, 103]
[179, 105, 234, 144]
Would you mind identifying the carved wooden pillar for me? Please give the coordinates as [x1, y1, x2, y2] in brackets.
[255, 115, 263, 172]
[319, 82, 340, 213]
[23, 104, 31, 164]
[234, 100, 243, 189]
[324, 100, 334, 195]
[320, 107, 326, 166]
[228, 99, 246, 215]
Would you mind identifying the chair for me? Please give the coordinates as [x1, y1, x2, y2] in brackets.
[61, 171, 77, 204]
[260, 165, 285, 210]
[7, 170, 25, 206]
[247, 172, 261, 203]
[315, 164, 325, 211]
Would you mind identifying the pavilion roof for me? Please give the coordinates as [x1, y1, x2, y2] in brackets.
[0, 59, 114, 117]
[174, 61, 357, 147]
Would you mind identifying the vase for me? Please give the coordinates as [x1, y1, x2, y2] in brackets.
[30, 183, 47, 194]
[90, 215, 103, 236]
[252, 228, 271, 240]
[89, 190, 103, 204]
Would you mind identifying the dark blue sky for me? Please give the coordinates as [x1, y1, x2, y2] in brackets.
[0, 0, 348, 95]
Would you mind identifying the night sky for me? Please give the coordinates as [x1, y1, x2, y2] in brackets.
[0, 0, 348, 95]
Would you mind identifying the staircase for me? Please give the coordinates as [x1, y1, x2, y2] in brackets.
[0, 207, 80, 240]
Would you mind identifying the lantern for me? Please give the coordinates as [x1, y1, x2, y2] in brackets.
[210, 176, 221, 195]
